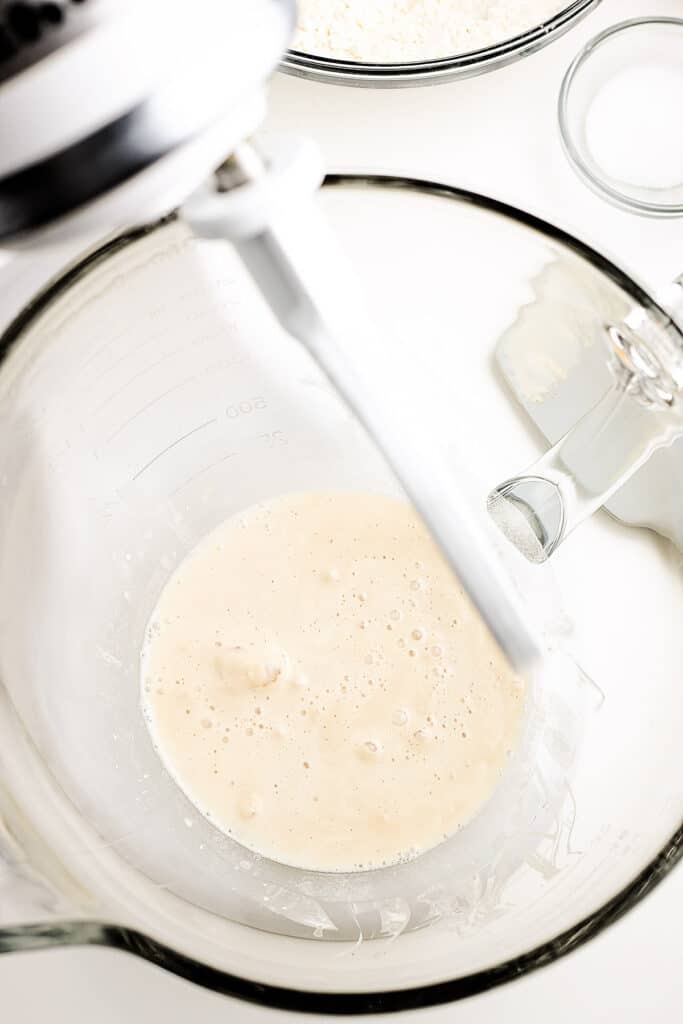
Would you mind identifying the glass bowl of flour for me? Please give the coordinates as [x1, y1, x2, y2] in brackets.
[282, 0, 600, 86]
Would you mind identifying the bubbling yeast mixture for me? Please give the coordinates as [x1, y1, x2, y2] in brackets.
[142, 492, 526, 872]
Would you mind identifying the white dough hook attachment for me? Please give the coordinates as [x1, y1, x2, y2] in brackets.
[183, 139, 542, 674]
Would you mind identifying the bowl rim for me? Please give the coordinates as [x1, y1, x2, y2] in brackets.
[558, 16, 683, 217]
[280, 0, 601, 86]
[1, 173, 681, 1013]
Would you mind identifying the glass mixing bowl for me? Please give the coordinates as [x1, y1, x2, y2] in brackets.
[0, 176, 681, 1012]
[281, 1, 601, 87]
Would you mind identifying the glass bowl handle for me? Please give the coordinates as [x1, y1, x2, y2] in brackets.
[0, 820, 86, 953]
[0, 693, 98, 953]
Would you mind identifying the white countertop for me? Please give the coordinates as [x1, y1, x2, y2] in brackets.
[2, 0, 682, 1019]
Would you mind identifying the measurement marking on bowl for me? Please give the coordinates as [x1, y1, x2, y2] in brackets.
[132, 419, 217, 481]
[79, 324, 133, 375]
[171, 451, 237, 496]
[197, 353, 248, 378]
[92, 337, 212, 417]
[226, 396, 267, 418]
[258, 430, 288, 448]
[104, 379, 195, 445]
[98, 325, 170, 377]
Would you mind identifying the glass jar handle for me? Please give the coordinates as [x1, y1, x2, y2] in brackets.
[0, 694, 94, 953]
[489, 280, 683, 561]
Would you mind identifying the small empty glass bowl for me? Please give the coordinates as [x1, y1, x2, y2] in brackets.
[281, 0, 600, 87]
[559, 18, 683, 217]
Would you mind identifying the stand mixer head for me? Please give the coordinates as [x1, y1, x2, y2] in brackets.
[0, 0, 292, 243]
[0, 0, 541, 670]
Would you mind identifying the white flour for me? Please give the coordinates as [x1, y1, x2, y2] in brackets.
[293, 1, 569, 63]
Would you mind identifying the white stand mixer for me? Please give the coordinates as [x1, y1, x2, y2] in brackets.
[0, 0, 540, 671]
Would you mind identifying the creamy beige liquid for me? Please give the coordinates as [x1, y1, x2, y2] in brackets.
[142, 492, 525, 872]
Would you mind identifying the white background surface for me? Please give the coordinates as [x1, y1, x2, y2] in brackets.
[2, 0, 682, 1020]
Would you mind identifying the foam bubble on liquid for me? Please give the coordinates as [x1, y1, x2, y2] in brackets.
[214, 644, 291, 692]
[238, 792, 263, 820]
[359, 739, 383, 760]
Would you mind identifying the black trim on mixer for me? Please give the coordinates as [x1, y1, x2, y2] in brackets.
[0, 99, 190, 240]
[0, 0, 91, 86]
